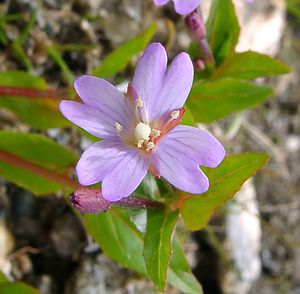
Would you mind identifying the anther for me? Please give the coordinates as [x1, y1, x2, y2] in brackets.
[115, 122, 123, 132]
[146, 142, 155, 152]
[151, 129, 161, 138]
[135, 98, 143, 108]
[171, 110, 180, 119]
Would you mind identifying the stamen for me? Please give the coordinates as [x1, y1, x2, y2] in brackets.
[146, 142, 155, 151]
[159, 108, 185, 139]
[151, 129, 161, 138]
[171, 110, 180, 119]
[115, 122, 123, 132]
[135, 98, 143, 108]
[127, 83, 138, 101]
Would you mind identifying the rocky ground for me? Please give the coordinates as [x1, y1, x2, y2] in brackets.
[0, 0, 299, 293]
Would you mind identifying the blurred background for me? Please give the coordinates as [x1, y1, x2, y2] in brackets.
[0, 0, 299, 293]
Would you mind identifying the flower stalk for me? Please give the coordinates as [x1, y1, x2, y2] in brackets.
[114, 196, 165, 210]
[185, 11, 215, 71]
[71, 188, 165, 213]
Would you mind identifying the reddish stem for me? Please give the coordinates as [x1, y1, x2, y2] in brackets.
[0, 149, 165, 211]
[0, 149, 79, 189]
[0, 86, 62, 100]
[114, 196, 165, 210]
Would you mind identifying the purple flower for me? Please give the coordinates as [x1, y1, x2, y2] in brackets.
[60, 43, 225, 202]
[153, 0, 201, 15]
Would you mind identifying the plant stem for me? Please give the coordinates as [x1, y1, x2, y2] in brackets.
[0, 86, 61, 100]
[113, 196, 165, 210]
[0, 149, 79, 189]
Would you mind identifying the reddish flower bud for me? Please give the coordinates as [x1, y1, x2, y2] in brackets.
[185, 12, 206, 42]
[194, 58, 206, 72]
[71, 188, 111, 213]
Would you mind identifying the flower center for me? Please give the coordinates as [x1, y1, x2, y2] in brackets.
[135, 122, 152, 148]
[123, 83, 185, 152]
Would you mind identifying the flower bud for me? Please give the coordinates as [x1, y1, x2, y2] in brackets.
[194, 58, 205, 72]
[185, 12, 206, 42]
[71, 188, 111, 213]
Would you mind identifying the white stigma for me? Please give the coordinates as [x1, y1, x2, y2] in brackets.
[146, 142, 155, 152]
[115, 122, 123, 132]
[135, 98, 143, 108]
[171, 110, 180, 119]
[135, 122, 151, 148]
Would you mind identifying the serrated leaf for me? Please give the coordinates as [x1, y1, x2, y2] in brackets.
[213, 51, 291, 80]
[0, 282, 40, 294]
[84, 207, 147, 274]
[143, 209, 179, 291]
[188, 78, 274, 123]
[180, 153, 269, 231]
[206, 0, 240, 65]
[168, 237, 203, 294]
[0, 71, 69, 129]
[92, 23, 157, 78]
[0, 131, 77, 194]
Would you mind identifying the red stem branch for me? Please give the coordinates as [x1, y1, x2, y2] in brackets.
[0, 149, 79, 189]
[0, 86, 63, 100]
[0, 150, 165, 210]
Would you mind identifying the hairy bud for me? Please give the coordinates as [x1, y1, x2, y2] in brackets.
[71, 188, 111, 213]
[185, 12, 206, 42]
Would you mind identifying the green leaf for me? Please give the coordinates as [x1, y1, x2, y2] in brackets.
[84, 207, 201, 293]
[287, 0, 300, 19]
[84, 207, 147, 274]
[92, 23, 157, 78]
[188, 78, 274, 123]
[0, 271, 8, 283]
[10, 9, 37, 70]
[181, 106, 196, 126]
[143, 209, 179, 291]
[168, 237, 203, 294]
[0, 131, 77, 194]
[0, 282, 40, 294]
[206, 0, 240, 66]
[0, 71, 70, 129]
[47, 46, 74, 86]
[135, 174, 160, 199]
[213, 51, 291, 80]
[180, 153, 269, 231]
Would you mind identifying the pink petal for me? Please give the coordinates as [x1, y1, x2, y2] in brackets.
[132, 43, 167, 122]
[74, 75, 133, 130]
[161, 125, 225, 168]
[151, 143, 209, 194]
[102, 149, 150, 201]
[60, 101, 119, 139]
[153, 52, 194, 120]
[173, 0, 200, 15]
[150, 125, 225, 194]
[154, 0, 169, 5]
[76, 139, 128, 185]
